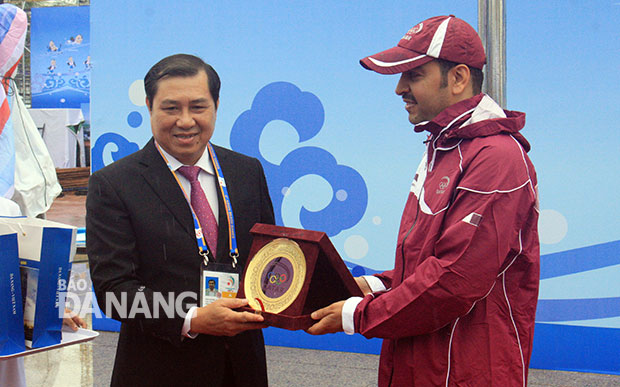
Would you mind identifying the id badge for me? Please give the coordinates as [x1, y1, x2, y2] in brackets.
[200, 266, 239, 307]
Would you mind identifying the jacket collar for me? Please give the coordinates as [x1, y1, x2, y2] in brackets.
[416, 94, 530, 152]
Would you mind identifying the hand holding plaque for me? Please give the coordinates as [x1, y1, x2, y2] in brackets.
[238, 224, 363, 330]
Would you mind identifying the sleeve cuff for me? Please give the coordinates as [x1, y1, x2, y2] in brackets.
[363, 275, 387, 292]
[182, 306, 198, 339]
[341, 297, 363, 335]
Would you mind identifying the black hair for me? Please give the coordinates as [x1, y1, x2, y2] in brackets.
[144, 53, 220, 106]
[436, 58, 483, 95]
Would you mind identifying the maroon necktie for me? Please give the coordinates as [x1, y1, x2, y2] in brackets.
[177, 165, 218, 256]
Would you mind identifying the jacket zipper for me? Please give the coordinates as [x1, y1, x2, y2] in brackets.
[400, 145, 426, 285]
[400, 200, 420, 285]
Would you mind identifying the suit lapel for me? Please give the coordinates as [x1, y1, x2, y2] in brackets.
[138, 139, 194, 235]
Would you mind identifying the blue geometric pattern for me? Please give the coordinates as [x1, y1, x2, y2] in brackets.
[537, 298, 620, 322]
[537, 240, 620, 324]
[540, 240, 620, 279]
[91, 132, 139, 172]
[230, 82, 368, 236]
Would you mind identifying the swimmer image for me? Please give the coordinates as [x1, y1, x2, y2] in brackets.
[67, 34, 83, 45]
[48, 59, 56, 73]
[48, 40, 59, 52]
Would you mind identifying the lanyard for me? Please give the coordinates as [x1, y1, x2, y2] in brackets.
[155, 142, 239, 268]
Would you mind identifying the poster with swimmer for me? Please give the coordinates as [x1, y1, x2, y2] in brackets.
[30, 6, 90, 108]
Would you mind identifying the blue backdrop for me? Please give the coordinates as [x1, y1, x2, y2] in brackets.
[89, 0, 620, 375]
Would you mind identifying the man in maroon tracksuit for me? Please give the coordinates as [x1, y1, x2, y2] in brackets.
[308, 15, 539, 386]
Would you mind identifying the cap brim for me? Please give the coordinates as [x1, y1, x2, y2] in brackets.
[360, 46, 434, 74]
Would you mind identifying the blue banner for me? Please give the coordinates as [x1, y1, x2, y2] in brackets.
[0, 232, 25, 355]
[30, 6, 90, 108]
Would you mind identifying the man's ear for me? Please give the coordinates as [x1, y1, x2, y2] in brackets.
[215, 99, 219, 111]
[451, 64, 472, 96]
[145, 97, 152, 112]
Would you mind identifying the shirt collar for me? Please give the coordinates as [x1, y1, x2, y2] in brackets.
[156, 142, 215, 176]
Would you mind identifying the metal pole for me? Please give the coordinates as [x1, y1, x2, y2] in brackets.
[478, 0, 506, 108]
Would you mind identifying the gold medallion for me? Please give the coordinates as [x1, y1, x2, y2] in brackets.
[244, 238, 306, 313]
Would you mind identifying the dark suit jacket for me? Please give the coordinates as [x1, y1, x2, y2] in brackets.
[87, 139, 274, 386]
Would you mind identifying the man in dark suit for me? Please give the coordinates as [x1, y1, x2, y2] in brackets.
[87, 54, 274, 386]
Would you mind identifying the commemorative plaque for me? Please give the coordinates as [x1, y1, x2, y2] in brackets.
[244, 238, 307, 314]
[238, 223, 364, 331]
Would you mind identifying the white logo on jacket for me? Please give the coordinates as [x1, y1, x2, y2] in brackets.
[437, 176, 450, 194]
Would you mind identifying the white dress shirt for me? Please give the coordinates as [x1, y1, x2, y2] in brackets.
[157, 145, 219, 221]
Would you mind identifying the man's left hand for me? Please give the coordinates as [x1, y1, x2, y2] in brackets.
[63, 308, 87, 331]
[306, 301, 345, 335]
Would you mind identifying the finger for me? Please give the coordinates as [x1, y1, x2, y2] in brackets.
[306, 321, 325, 335]
[74, 315, 87, 328]
[64, 318, 79, 331]
[218, 297, 251, 308]
[240, 310, 264, 323]
[311, 307, 327, 320]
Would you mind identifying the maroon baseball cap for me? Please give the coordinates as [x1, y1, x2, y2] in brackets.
[360, 15, 486, 74]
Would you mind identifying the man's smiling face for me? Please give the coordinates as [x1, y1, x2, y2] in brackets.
[147, 70, 218, 165]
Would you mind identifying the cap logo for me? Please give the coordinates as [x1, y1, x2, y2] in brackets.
[402, 23, 423, 41]
[411, 23, 423, 34]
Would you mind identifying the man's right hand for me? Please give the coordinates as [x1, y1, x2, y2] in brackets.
[355, 276, 372, 296]
[189, 298, 266, 336]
